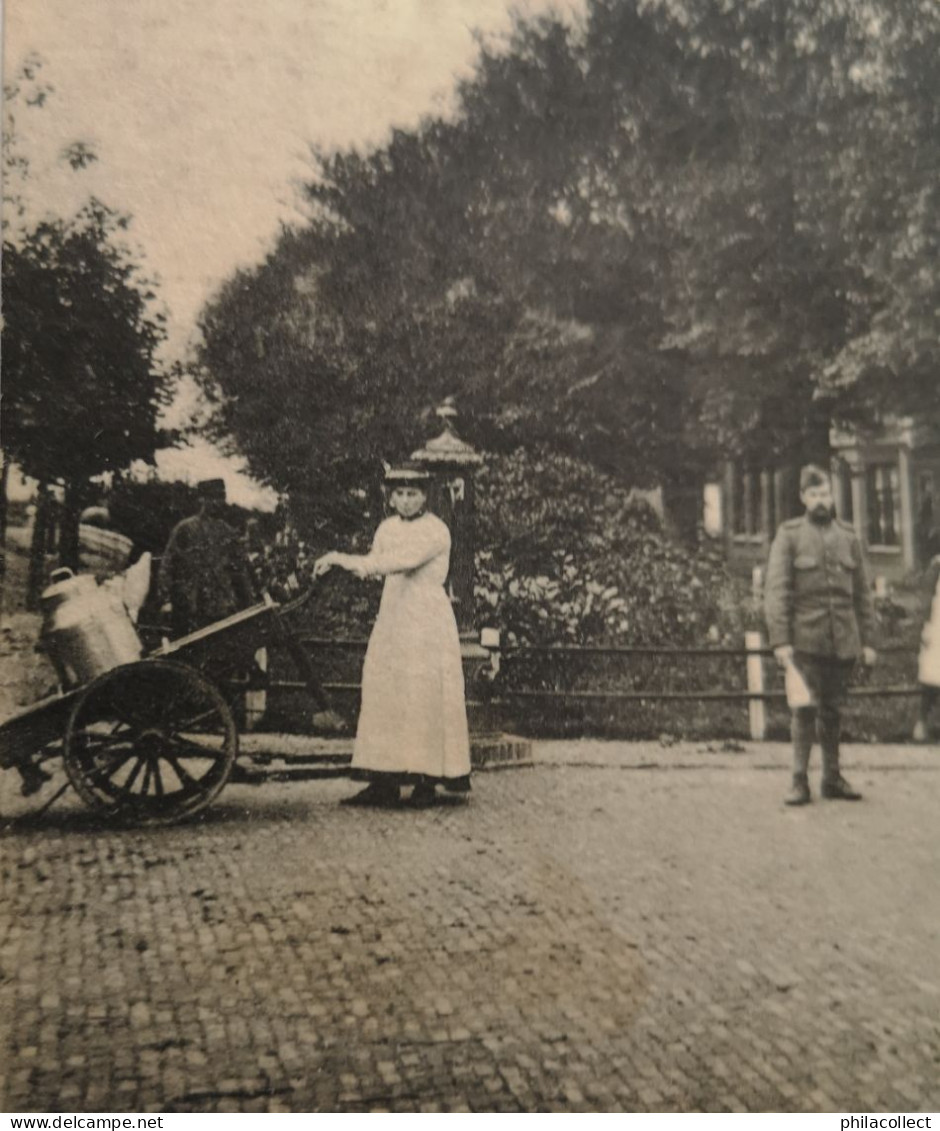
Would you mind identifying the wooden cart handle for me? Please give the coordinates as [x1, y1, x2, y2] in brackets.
[274, 579, 322, 619]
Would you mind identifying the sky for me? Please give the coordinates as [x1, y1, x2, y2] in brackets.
[5, 0, 582, 506]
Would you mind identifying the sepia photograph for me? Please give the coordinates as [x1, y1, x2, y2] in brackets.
[2, 0, 939, 1117]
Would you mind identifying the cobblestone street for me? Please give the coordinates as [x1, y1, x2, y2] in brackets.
[2, 741, 940, 1113]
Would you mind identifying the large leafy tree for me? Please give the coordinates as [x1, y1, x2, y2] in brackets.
[196, 12, 708, 542]
[2, 57, 172, 588]
[2, 200, 172, 569]
[196, 0, 940, 547]
[642, 0, 940, 439]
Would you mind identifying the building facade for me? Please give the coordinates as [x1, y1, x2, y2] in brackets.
[715, 417, 940, 583]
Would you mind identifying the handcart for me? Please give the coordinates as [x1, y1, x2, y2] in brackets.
[0, 587, 335, 826]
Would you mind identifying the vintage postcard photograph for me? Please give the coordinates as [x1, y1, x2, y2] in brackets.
[2, 0, 940, 1119]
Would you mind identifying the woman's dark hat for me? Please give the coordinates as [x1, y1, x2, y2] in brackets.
[383, 460, 430, 485]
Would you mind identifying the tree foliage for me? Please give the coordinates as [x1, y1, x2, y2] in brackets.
[2, 58, 172, 573]
[2, 201, 171, 489]
[196, 0, 940, 548]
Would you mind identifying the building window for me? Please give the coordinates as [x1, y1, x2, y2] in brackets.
[866, 462, 900, 547]
[732, 467, 761, 538]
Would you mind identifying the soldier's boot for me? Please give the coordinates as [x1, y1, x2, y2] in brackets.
[784, 774, 811, 806]
[786, 709, 814, 805]
[819, 713, 861, 801]
[821, 774, 862, 800]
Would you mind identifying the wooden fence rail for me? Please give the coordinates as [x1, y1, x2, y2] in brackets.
[283, 632, 920, 740]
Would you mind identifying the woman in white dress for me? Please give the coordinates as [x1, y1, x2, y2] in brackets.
[314, 463, 472, 806]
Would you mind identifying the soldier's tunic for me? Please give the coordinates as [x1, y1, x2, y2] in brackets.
[332, 512, 471, 786]
[764, 513, 876, 660]
[160, 514, 254, 638]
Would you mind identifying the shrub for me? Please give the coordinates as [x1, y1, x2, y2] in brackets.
[473, 448, 735, 647]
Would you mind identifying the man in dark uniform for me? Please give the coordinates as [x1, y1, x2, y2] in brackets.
[159, 479, 255, 638]
[158, 480, 343, 732]
[764, 464, 877, 805]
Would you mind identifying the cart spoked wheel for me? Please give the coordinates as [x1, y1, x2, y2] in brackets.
[64, 659, 237, 825]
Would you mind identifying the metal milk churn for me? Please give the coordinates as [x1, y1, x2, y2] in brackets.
[39, 567, 143, 689]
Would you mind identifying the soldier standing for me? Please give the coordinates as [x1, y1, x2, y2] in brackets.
[764, 464, 877, 805]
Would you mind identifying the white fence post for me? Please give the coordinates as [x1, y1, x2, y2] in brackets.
[745, 631, 766, 741]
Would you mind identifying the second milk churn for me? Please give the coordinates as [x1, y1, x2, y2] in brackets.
[39, 567, 143, 689]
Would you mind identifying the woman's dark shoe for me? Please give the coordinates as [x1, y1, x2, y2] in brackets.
[340, 783, 401, 807]
[408, 784, 437, 809]
[442, 775, 472, 794]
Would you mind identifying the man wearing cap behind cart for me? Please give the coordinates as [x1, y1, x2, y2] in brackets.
[159, 479, 256, 638]
[764, 464, 878, 806]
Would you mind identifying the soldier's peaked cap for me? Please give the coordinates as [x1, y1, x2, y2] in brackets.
[799, 464, 831, 490]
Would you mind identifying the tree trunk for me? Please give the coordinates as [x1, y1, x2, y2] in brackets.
[27, 483, 51, 612]
[0, 455, 9, 604]
[800, 402, 833, 469]
[58, 480, 84, 573]
[0, 454, 9, 549]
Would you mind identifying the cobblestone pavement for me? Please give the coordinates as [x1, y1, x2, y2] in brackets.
[2, 741, 940, 1113]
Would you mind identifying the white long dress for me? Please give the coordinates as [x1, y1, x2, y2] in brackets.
[335, 513, 471, 781]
